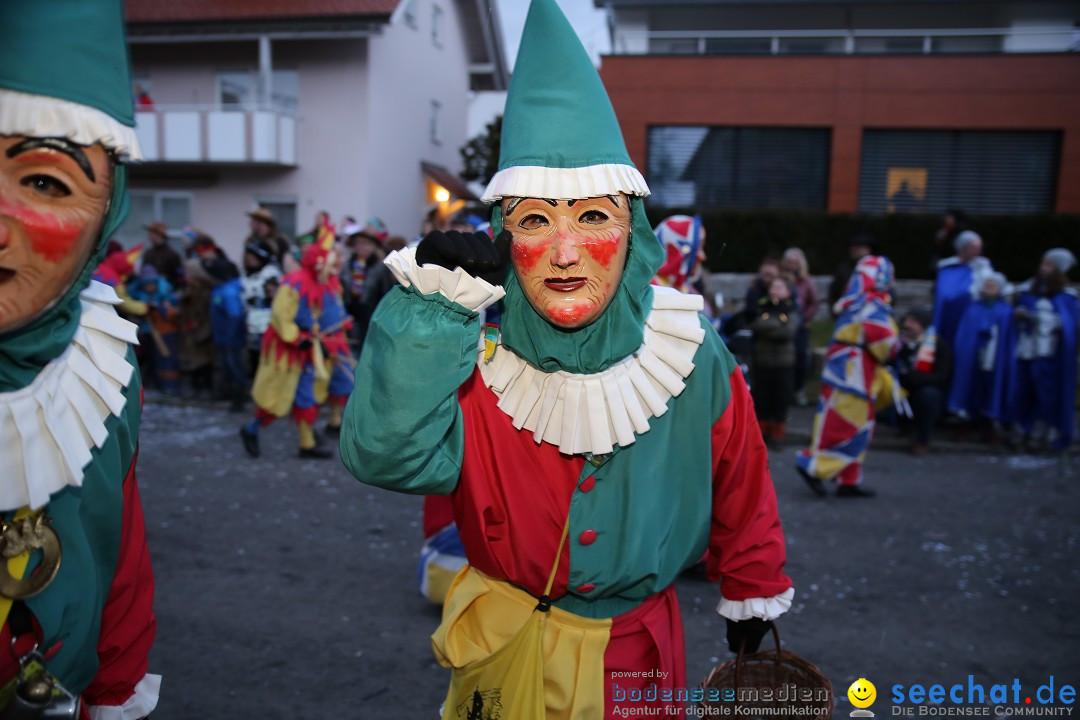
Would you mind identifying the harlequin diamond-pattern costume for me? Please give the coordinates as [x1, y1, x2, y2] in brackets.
[243, 242, 351, 455]
[654, 215, 705, 294]
[797, 256, 900, 487]
[340, 2, 792, 717]
[0, 0, 158, 715]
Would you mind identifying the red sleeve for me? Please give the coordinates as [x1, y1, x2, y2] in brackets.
[82, 450, 156, 708]
[706, 369, 792, 601]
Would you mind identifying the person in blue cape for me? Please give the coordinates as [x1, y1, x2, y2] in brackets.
[1006, 249, 1079, 452]
[933, 230, 994, 350]
[947, 272, 1013, 439]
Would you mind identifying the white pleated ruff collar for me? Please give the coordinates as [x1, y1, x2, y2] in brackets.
[480, 285, 707, 456]
[0, 281, 138, 511]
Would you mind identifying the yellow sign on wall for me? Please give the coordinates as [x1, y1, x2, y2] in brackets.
[886, 167, 928, 213]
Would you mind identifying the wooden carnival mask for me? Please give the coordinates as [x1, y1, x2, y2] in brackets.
[0, 135, 113, 333]
[501, 193, 631, 329]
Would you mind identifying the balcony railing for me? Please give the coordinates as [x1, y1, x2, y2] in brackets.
[612, 26, 1077, 56]
[134, 105, 297, 166]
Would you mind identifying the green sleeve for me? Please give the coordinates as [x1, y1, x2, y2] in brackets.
[339, 285, 480, 495]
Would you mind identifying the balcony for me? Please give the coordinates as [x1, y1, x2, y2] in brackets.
[134, 106, 297, 167]
[612, 26, 1077, 56]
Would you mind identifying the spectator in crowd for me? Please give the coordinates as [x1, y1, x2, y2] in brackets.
[932, 208, 967, 268]
[178, 258, 216, 399]
[749, 277, 799, 447]
[203, 254, 248, 412]
[1006, 248, 1079, 452]
[947, 272, 1013, 441]
[241, 240, 282, 373]
[743, 257, 780, 324]
[828, 232, 874, 316]
[128, 265, 181, 395]
[245, 207, 294, 271]
[893, 309, 952, 455]
[358, 236, 408, 344]
[782, 247, 820, 406]
[341, 226, 384, 343]
[798, 255, 900, 498]
[933, 230, 994, 352]
[141, 221, 183, 287]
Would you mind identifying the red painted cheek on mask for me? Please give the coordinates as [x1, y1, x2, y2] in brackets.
[545, 301, 596, 326]
[578, 233, 621, 270]
[511, 239, 547, 275]
[0, 199, 83, 264]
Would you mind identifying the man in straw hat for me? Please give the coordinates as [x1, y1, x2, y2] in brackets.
[0, 0, 158, 716]
[340, 1, 792, 716]
[245, 206, 293, 271]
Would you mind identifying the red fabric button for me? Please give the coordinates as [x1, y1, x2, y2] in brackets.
[577, 583, 596, 593]
[579, 529, 597, 546]
[579, 475, 596, 492]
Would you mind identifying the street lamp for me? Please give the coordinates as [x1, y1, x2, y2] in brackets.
[434, 187, 450, 203]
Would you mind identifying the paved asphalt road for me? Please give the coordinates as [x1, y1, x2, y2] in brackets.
[135, 401, 1080, 719]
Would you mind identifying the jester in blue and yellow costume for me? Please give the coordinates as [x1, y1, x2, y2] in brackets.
[340, 2, 792, 717]
[241, 239, 352, 459]
[797, 255, 900, 497]
[0, 0, 158, 715]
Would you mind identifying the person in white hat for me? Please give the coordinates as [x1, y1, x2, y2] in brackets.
[1006, 248, 1080, 451]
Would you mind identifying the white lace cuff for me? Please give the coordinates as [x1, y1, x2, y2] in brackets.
[383, 247, 505, 313]
[86, 673, 161, 720]
[716, 587, 795, 621]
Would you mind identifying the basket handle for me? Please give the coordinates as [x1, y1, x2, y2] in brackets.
[734, 623, 782, 689]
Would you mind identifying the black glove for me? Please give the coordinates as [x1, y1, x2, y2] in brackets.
[415, 230, 511, 287]
[725, 617, 773, 654]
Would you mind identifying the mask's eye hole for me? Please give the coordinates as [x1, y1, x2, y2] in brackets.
[519, 213, 549, 231]
[21, 174, 72, 198]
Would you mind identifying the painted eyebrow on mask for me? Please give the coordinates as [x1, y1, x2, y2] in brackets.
[6, 137, 97, 183]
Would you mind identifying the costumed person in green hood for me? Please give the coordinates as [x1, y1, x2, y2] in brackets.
[0, 0, 159, 717]
[340, 2, 791, 718]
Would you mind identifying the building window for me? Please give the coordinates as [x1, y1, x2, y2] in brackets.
[402, 0, 418, 29]
[254, 197, 298, 240]
[430, 100, 442, 145]
[216, 70, 299, 113]
[115, 191, 193, 249]
[646, 126, 831, 210]
[432, 4, 443, 47]
[859, 129, 1060, 215]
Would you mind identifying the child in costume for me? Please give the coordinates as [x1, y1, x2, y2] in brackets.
[340, 3, 792, 717]
[947, 272, 1012, 439]
[796, 256, 900, 497]
[653, 215, 707, 295]
[240, 240, 350, 458]
[0, 0, 158, 715]
[127, 265, 182, 396]
[1006, 249, 1079, 452]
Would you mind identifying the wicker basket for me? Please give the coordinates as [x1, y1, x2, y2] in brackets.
[700, 625, 834, 719]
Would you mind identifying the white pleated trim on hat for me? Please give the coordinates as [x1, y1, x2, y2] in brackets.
[384, 246, 506, 313]
[481, 163, 650, 203]
[0, 88, 142, 160]
[716, 587, 795, 622]
[87, 672, 161, 720]
[0, 281, 138, 511]
[479, 285, 706, 456]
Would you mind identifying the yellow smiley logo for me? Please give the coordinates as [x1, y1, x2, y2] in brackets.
[848, 678, 877, 708]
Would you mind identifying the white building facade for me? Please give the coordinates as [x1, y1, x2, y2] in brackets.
[121, 0, 506, 256]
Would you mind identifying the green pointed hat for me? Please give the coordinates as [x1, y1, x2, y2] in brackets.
[482, 0, 648, 202]
[0, 0, 142, 159]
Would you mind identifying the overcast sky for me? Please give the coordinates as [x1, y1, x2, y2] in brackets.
[494, 0, 611, 68]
